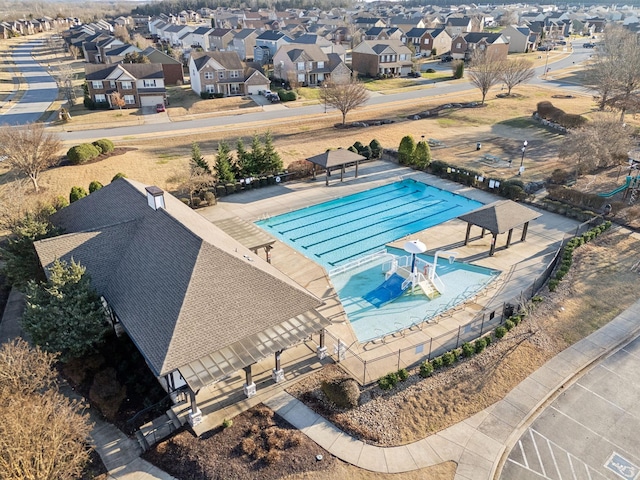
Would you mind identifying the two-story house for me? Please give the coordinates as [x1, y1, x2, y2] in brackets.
[501, 25, 537, 53]
[188, 51, 269, 96]
[104, 44, 142, 64]
[351, 39, 413, 77]
[450, 32, 509, 61]
[228, 29, 259, 61]
[254, 30, 293, 65]
[85, 63, 166, 109]
[184, 26, 214, 50]
[272, 44, 351, 86]
[405, 27, 451, 56]
[141, 47, 185, 85]
[444, 16, 473, 37]
[208, 28, 235, 51]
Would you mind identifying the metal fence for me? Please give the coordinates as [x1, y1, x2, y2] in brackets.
[315, 231, 579, 386]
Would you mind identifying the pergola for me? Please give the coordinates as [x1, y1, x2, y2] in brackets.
[212, 218, 276, 263]
[306, 149, 366, 186]
[458, 200, 542, 256]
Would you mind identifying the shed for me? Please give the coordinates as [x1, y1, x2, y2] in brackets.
[458, 200, 541, 256]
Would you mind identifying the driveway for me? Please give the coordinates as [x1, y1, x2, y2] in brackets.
[0, 40, 58, 126]
[501, 335, 640, 480]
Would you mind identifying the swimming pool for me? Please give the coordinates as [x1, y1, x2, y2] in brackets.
[256, 179, 498, 342]
[256, 179, 483, 269]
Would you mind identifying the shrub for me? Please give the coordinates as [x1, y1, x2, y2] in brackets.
[88, 181, 103, 193]
[484, 335, 491, 346]
[441, 351, 456, 366]
[204, 191, 216, 204]
[511, 315, 521, 326]
[111, 172, 126, 182]
[397, 368, 409, 381]
[432, 356, 444, 369]
[222, 418, 233, 429]
[191, 197, 201, 207]
[88, 367, 126, 421]
[287, 160, 314, 179]
[348, 145, 358, 154]
[213, 92, 224, 98]
[369, 139, 382, 158]
[360, 145, 373, 159]
[378, 372, 400, 390]
[216, 185, 226, 197]
[504, 319, 515, 331]
[67, 143, 100, 165]
[51, 195, 69, 210]
[84, 97, 96, 110]
[352, 141, 364, 152]
[93, 139, 114, 154]
[95, 101, 109, 110]
[426, 68, 436, 73]
[398, 135, 416, 165]
[69, 186, 88, 203]
[462, 342, 475, 358]
[495, 326, 507, 339]
[321, 378, 360, 408]
[474, 338, 487, 354]
[419, 361, 434, 377]
[200, 92, 209, 100]
[225, 183, 235, 195]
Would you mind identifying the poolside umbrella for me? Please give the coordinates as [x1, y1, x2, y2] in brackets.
[404, 240, 427, 273]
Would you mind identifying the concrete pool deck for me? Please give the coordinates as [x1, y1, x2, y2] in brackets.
[199, 159, 582, 383]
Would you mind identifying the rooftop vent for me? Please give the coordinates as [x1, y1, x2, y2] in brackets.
[145, 186, 165, 211]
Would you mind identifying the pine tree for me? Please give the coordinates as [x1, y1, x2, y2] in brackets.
[215, 141, 235, 184]
[234, 138, 250, 178]
[22, 259, 108, 361]
[249, 133, 264, 175]
[398, 135, 416, 165]
[191, 142, 211, 174]
[414, 141, 432, 169]
[262, 131, 283, 173]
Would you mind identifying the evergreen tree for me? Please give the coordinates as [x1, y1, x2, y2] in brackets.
[191, 142, 211, 174]
[414, 141, 432, 169]
[262, 131, 283, 173]
[398, 135, 416, 165]
[22, 259, 108, 361]
[249, 133, 264, 175]
[233, 138, 249, 178]
[215, 141, 235, 183]
[369, 139, 382, 158]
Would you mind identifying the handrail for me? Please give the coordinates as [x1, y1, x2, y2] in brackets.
[328, 249, 389, 276]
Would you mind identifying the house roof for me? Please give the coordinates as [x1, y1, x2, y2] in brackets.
[34, 179, 327, 390]
[463, 32, 505, 44]
[85, 63, 164, 81]
[446, 16, 472, 26]
[457, 200, 541, 234]
[256, 30, 288, 40]
[191, 51, 244, 70]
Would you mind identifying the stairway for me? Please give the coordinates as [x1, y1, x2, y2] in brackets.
[418, 278, 441, 299]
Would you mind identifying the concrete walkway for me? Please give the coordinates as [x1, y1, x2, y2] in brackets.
[263, 298, 640, 480]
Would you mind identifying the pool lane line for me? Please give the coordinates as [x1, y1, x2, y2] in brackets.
[265, 182, 412, 229]
[303, 199, 448, 249]
[288, 192, 439, 240]
[317, 204, 463, 265]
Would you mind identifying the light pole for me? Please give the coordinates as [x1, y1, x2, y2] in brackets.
[518, 140, 528, 175]
[323, 83, 327, 113]
[544, 48, 550, 79]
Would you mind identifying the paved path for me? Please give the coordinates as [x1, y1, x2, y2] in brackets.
[0, 40, 58, 125]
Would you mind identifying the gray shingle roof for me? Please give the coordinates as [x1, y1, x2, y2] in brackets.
[34, 179, 326, 384]
[306, 149, 366, 168]
[457, 200, 541, 234]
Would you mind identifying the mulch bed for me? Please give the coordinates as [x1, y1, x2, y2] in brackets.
[143, 404, 334, 480]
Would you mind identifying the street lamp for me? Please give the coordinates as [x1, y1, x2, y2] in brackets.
[518, 140, 528, 175]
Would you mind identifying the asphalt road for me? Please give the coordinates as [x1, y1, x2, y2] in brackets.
[0, 40, 58, 126]
[501, 333, 640, 480]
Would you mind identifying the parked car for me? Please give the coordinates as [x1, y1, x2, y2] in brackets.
[156, 103, 165, 113]
[266, 93, 280, 103]
[261, 89, 273, 96]
[407, 71, 421, 78]
[583, 42, 596, 48]
[440, 54, 453, 62]
[537, 45, 552, 51]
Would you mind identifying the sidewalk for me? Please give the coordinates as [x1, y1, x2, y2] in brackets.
[263, 298, 640, 480]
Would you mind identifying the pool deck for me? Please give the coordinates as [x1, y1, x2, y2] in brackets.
[192, 159, 582, 423]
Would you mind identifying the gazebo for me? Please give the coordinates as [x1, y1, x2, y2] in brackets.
[457, 200, 542, 256]
[306, 149, 366, 186]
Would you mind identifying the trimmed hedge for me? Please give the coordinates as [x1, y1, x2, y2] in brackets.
[93, 139, 114, 154]
[89, 181, 103, 193]
[536, 101, 587, 129]
[69, 185, 88, 203]
[67, 143, 100, 165]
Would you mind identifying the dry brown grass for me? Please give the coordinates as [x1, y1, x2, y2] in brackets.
[283, 460, 457, 480]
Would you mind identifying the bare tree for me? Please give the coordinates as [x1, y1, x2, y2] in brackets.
[467, 49, 504, 105]
[0, 340, 92, 480]
[321, 78, 370, 125]
[113, 24, 130, 43]
[132, 33, 154, 50]
[0, 123, 62, 193]
[68, 44, 80, 60]
[558, 114, 633, 175]
[498, 10, 519, 27]
[54, 63, 76, 106]
[109, 92, 126, 110]
[499, 58, 534, 95]
[586, 25, 640, 122]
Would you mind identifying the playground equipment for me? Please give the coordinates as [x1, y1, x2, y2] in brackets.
[598, 176, 633, 198]
[363, 241, 458, 308]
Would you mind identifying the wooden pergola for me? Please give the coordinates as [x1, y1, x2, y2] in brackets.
[306, 149, 366, 186]
[458, 200, 542, 256]
[212, 218, 276, 263]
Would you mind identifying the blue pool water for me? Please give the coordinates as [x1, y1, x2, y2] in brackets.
[256, 179, 499, 342]
[256, 179, 483, 270]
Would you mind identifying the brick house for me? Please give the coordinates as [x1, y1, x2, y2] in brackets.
[188, 51, 269, 96]
[141, 47, 185, 85]
[351, 39, 413, 77]
[405, 27, 451, 56]
[85, 63, 166, 109]
[450, 32, 509, 61]
[272, 44, 351, 86]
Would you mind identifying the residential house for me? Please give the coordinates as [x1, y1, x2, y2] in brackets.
[208, 28, 234, 51]
[352, 17, 386, 30]
[85, 63, 166, 108]
[228, 29, 259, 61]
[290, 33, 347, 61]
[161, 24, 193, 46]
[444, 16, 473, 37]
[189, 51, 269, 96]
[184, 26, 214, 50]
[388, 15, 426, 33]
[254, 30, 293, 64]
[141, 47, 185, 85]
[272, 44, 350, 86]
[501, 25, 537, 53]
[104, 44, 141, 64]
[351, 39, 413, 77]
[363, 27, 406, 43]
[82, 34, 123, 63]
[33, 179, 331, 426]
[450, 32, 509, 61]
[405, 27, 451, 56]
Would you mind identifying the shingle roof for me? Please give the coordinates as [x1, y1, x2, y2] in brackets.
[191, 51, 244, 70]
[306, 149, 366, 168]
[457, 200, 541, 234]
[85, 63, 164, 81]
[34, 179, 326, 386]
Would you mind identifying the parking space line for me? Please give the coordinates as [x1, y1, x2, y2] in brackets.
[574, 383, 625, 412]
[519, 439, 529, 469]
[567, 451, 578, 480]
[546, 436, 563, 480]
[531, 428, 547, 477]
